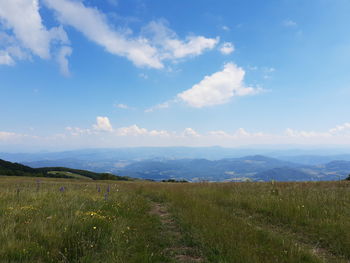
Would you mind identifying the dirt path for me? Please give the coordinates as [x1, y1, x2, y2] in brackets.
[150, 202, 204, 263]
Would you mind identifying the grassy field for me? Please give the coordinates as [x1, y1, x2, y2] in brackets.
[0, 177, 349, 262]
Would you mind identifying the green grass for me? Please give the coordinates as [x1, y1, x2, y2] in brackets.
[47, 171, 94, 180]
[0, 177, 168, 262]
[0, 177, 349, 262]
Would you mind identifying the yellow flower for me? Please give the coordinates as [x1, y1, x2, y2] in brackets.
[93, 226, 97, 230]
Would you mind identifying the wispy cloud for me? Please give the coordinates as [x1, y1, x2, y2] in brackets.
[221, 25, 230, 31]
[115, 103, 135, 110]
[0, 50, 14, 65]
[0, 0, 218, 73]
[0, 0, 70, 73]
[145, 100, 174, 113]
[43, 0, 218, 69]
[283, 19, 297, 27]
[138, 73, 149, 79]
[219, 42, 234, 55]
[3, 121, 350, 149]
[57, 46, 72, 76]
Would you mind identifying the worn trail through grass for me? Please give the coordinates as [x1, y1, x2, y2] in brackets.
[150, 201, 204, 263]
[1, 177, 350, 263]
[214, 203, 349, 263]
[141, 182, 350, 263]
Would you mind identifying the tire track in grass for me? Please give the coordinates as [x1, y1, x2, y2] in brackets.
[227, 207, 350, 263]
[150, 202, 204, 263]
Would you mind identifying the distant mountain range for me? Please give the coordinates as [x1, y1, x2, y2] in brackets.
[114, 155, 350, 182]
[1, 147, 350, 182]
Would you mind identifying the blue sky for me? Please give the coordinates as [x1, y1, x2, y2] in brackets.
[1, 0, 350, 151]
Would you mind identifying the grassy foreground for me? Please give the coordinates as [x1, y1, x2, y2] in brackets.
[0, 177, 349, 262]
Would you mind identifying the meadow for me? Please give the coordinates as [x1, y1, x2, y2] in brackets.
[0, 176, 349, 263]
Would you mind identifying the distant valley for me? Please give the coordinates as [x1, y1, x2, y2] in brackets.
[1, 147, 350, 182]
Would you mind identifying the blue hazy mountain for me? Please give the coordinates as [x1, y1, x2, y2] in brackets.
[1, 147, 350, 182]
[3, 147, 350, 163]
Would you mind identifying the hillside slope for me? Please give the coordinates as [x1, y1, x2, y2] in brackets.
[0, 159, 130, 180]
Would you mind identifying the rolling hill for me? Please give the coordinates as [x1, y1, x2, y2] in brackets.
[0, 159, 130, 181]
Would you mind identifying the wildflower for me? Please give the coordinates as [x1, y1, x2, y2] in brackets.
[59, 186, 65, 192]
[93, 226, 97, 230]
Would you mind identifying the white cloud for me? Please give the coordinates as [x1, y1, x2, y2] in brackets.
[93, 116, 113, 132]
[0, 0, 69, 58]
[329, 123, 350, 134]
[219, 42, 234, 55]
[0, 50, 14, 65]
[283, 19, 297, 27]
[208, 128, 264, 139]
[285, 123, 350, 138]
[65, 126, 91, 136]
[221, 25, 230, 31]
[43, 1, 218, 69]
[115, 103, 132, 110]
[43, 0, 163, 69]
[182, 128, 199, 137]
[115, 124, 169, 137]
[0, 0, 70, 74]
[57, 45, 72, 76]
[0, 1, 217, 71]
[0, 131, 37, 143]
[116, 125, 147, 136]
[234, 128, 250, 137]
[145, 100, 172, 113]
[4, 122, 350, 149]
[285, 128, 331, 138]
[0, 131, 19, 140]
[177, 62, 261, 108]
[148, 129, 170, 137]
[0, 32, 32, 63]
[142, 20, 219, 61]
[208, 130, 231, 137]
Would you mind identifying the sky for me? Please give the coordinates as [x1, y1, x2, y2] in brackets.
[1, 0, 350, 151]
